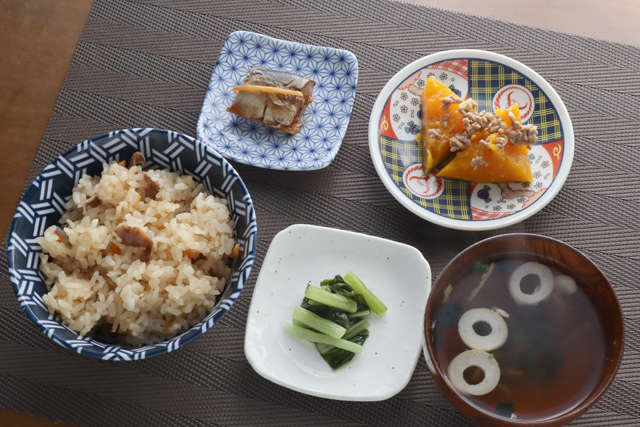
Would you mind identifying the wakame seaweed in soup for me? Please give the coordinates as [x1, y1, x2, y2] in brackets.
[433, 256, 606, 421]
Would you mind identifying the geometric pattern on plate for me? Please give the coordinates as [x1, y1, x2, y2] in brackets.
[198, 31, 358, 171]
[388, 60, 469, 141]
[470, 60, 562, 143]
[8, 128, 258, 360]
[469, 141, 561, 220]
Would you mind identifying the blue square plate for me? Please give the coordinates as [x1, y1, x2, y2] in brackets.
[197, 31, 358, 170]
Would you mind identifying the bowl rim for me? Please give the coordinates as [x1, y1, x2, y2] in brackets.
[8, 128, 258, 360]
[368, 49, 575, 231]
[423, 233, 624, 426]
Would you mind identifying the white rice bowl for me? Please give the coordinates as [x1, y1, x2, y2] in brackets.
[36, 159, 236, 345]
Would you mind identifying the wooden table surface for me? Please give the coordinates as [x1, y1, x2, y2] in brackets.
[0, 0, 637, 425]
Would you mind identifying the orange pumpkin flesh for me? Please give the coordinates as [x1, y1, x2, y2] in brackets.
[436, 103, 533, 182]
[421, 76, 465, 173]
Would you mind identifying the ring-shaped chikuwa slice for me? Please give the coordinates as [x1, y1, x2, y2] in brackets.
[447, 349, 501, 396]
[508, 261, 554, 306]
[458, 308, 508, 352]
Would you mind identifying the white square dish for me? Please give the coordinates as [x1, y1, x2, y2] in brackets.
[244, 224, 431, 401]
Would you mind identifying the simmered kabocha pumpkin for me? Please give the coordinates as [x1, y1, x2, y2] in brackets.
[420, 77, 466, 173]
[436, 103, 533, 182]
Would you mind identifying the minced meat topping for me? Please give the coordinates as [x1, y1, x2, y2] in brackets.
[471, 156, 489, 170]
[461, 110, 494, 136]
[442, 94, 463, 111]
[508, 111, 539, 147]
[450, 103, 495, 152]
[442, 96, 538, 153]
[494, 136, 508, 150]
[450, 133, 471, 152]
[457, 98, 477, 113]
[427, 129, 442, 139]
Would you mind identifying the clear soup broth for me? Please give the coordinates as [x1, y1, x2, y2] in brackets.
[433, 255, 606, 422]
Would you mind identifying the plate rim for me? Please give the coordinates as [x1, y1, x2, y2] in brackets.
[197, 30, 359, 171]
[368, 49, 575, 231]
[243, 223, 432, 401]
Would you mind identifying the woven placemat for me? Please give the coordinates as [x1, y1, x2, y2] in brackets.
[1, 0, 639, 425]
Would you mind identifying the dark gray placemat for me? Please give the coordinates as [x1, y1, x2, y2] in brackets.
[2, 0, 639, 425]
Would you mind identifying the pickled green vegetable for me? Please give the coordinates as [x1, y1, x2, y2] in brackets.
[282, 321, 363, 353]
[304, 285, 357, 313]
[343, 272, 388, 315]
[292, 306, 346, 339]
[283, 274, 386, 370]
[348, 310, 370, 318]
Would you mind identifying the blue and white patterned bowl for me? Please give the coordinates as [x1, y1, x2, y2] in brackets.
[8, 129, 258, 360]
[197, 31, 358, 170]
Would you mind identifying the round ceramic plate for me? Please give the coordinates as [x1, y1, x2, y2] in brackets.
[368, 50, 574, 231]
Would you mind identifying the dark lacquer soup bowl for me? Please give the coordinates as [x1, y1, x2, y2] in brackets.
[424, 234, 623, 426]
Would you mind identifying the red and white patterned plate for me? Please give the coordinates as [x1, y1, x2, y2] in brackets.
[368, 50, 574, 231]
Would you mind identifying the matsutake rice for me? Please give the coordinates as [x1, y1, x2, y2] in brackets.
[36, 154, 236, 345]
